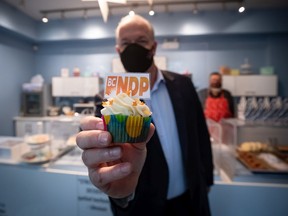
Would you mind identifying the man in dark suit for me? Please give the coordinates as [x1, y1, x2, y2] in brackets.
[76, 14, 213, 216]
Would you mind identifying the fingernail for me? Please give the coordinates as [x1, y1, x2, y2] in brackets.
[98, 133, 108, 145]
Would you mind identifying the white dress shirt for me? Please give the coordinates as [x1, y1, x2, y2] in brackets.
[145, 70, 187, 199]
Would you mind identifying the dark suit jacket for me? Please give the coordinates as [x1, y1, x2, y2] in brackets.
[110, 71, 214, 216]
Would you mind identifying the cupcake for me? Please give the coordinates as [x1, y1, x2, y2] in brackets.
[101, 92, 152, 143]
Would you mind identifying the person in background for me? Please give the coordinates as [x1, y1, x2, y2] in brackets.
[198, 72, 235, 122]
[76, 14, 213, 216]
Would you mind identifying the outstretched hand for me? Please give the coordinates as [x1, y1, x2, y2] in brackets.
[76, 116, 155, 198]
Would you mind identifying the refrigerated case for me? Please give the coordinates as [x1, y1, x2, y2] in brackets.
[21, 84, 52, 117]
[220, 118, 288, 178]
[204, 118, 288, 216]
[221, 118, 288, 150]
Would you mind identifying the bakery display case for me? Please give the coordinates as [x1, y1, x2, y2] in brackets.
[220, 118, 288, 178]
[221, 119, 288, 147]
[206, 119, 224, 177]
[206, 119, 222, 144]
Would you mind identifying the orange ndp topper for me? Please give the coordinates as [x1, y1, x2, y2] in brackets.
[104, 73, 150, 99]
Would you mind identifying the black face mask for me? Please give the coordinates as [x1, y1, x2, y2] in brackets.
[120, 43, 154, 72]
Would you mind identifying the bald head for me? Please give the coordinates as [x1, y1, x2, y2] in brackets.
[115, 14, 155, 44]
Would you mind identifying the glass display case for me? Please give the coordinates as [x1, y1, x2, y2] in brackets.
[221, 119, 288, 148]
[220, 118, 288, 180]
[206, 119, 222, 145]
[205, 119, 237, 181]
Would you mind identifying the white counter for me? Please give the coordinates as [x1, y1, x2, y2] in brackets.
[1, 136, 288, 216]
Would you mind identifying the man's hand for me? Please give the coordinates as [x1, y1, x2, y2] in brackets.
[76, 116, 155, 199]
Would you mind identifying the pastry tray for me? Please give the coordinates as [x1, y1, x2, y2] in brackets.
[236, 150, 288, 174]
[21, 146, 75, 165]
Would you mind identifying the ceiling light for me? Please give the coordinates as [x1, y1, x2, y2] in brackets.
[42, 14, 48, 23]
[149, 5, 155, 16]
[238, 1, 245, 13]
[129, 10, 135, 16]
[238, 6, 245, 13]
[39, 0, 245, 22]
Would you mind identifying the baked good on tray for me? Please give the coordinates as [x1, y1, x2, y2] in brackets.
[237, 141, 288, 172]
[238, 142, 273, 152]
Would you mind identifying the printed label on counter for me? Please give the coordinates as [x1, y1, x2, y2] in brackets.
[77, 177, 112, 216]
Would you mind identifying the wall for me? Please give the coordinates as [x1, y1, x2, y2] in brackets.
[0, 31, 35, 136]
[35, 33, 288, 93]
[0, 0, 288, 136]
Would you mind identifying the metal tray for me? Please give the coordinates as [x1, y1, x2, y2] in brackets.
[236, 150, 288, 174]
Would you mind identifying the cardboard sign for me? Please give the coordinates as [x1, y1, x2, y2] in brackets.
[104, 73, 150, 99]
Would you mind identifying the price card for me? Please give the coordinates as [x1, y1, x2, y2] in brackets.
[104, 73, 150, 99]
[77, 177, 112, 216]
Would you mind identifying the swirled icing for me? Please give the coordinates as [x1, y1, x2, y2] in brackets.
[101, 93, 152, 117]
